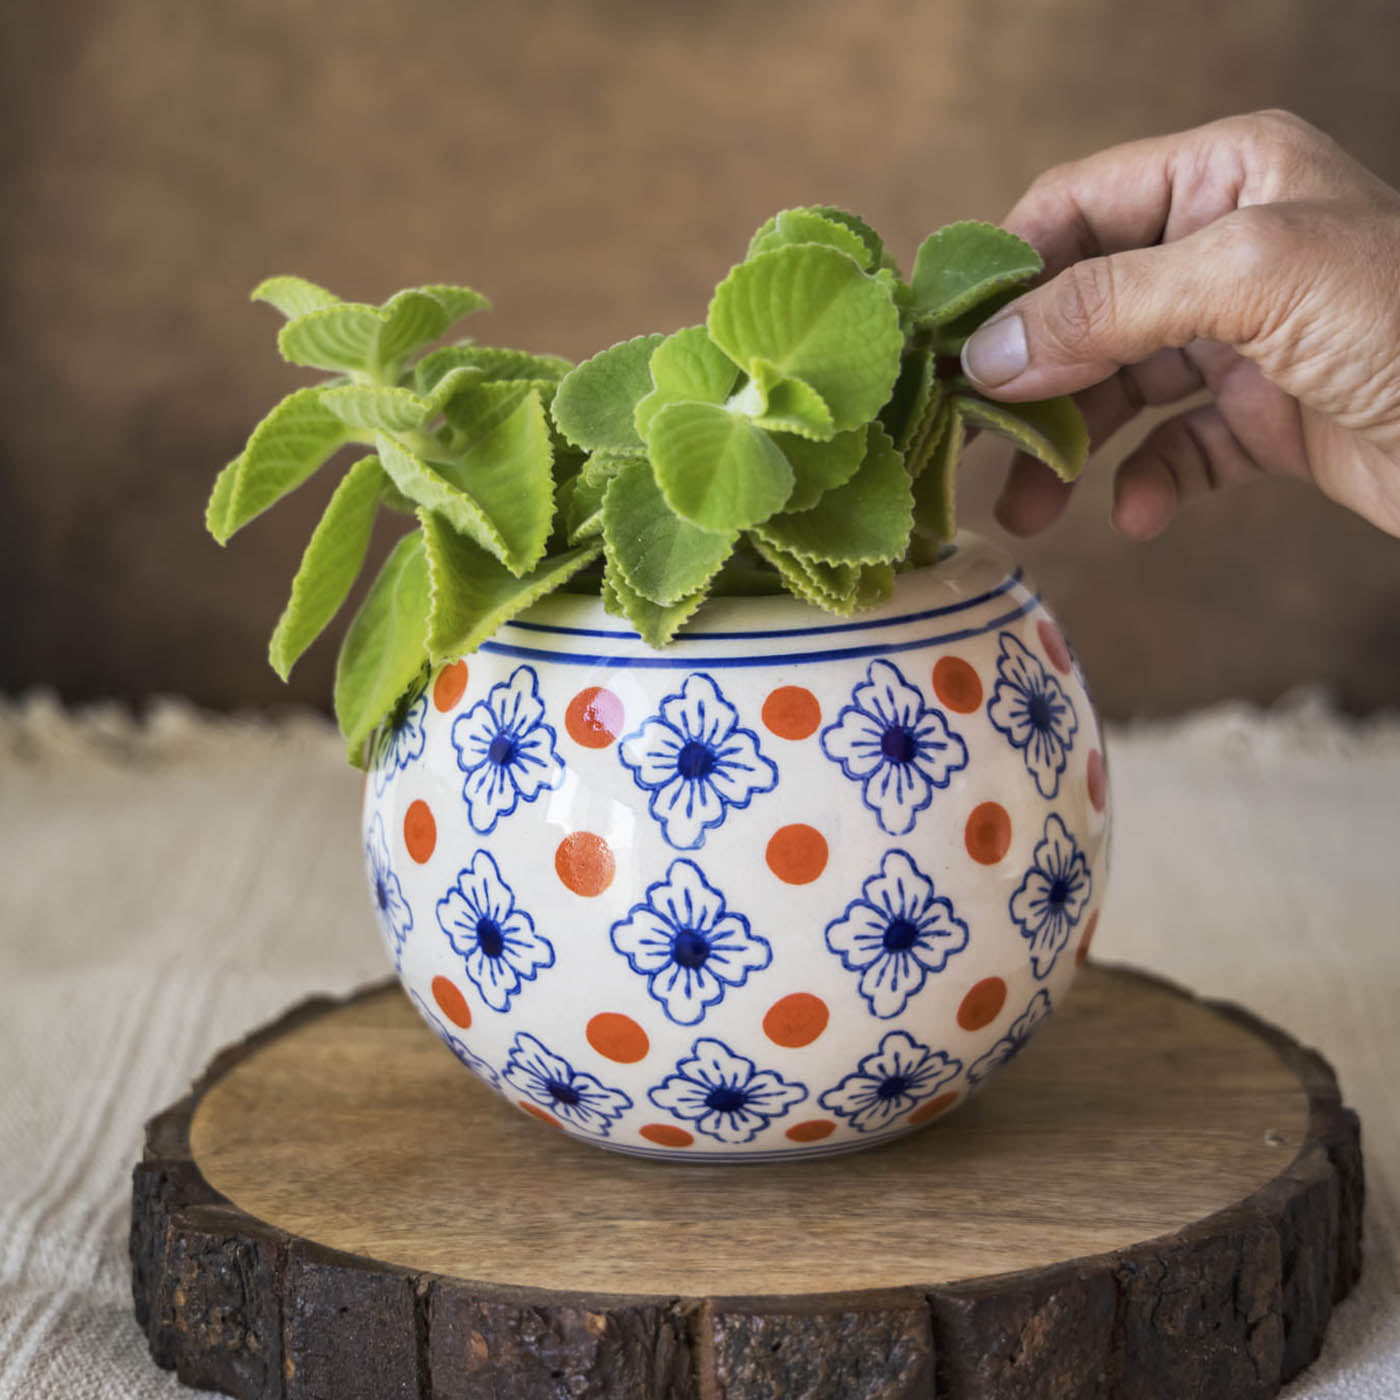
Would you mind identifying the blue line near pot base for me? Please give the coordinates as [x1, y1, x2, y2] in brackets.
[477, 595, 1040, 669]
[504, 568, 1024, 642]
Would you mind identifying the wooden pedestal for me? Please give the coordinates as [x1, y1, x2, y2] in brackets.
[130, 963, 1363, 1399]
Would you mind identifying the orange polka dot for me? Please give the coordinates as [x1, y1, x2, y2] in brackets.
[965, 802, 1011, 865]
[958, 977, 1008, 1032]
[433, 661, 468, 712]
[763, 993, 830, 1048]
[566, 686, 624, 749]
[555, 832, 615, 896]
[587, 1012, 650, 1064]
[762, 686, 822, 740]
[1037, 619, 1072, 674]
[765, 824, 828, 884]
[1076, 910, 1100, 967]
[933, 656, 983, 713]
[519, 1101, 564, 1129]
[640, 1123, 694, 1148]
[909, 1091, 959, 1125]
[431, 975, 471, 1029]
[786, 1120, 836, 1142]
[403, 800, 437, 863]
[1087, 748, 1107, 813]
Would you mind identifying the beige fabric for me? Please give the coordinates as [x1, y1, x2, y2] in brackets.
[0, 692, 1395, 1398]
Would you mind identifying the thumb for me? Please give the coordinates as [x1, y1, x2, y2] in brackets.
[960, 208, 1294, 401]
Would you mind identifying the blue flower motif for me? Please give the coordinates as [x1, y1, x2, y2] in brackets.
[451, 665, 565, 834]
[818, 1030, 962, 1133]
[618, 672, 778, 850]
[610, 859, 771, 1025]
[825, 850, 969, 1018]
[987, 632, 1079, 798]
[503, 1033, 632, 1136]
[967, 990, 1053, 1087]
[365, 814, 412, 966]
[1010, 815, 1091, 980]
[821, 659, 968, 836]
[371, 689, 428, 794]
[436, 852, 554, 1012]
[649, 1038, 807, 1144]
[408, 991, 500, 1089]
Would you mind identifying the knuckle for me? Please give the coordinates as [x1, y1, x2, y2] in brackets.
[1212, 204, 1296, 274]
[1028, 160, 1076, 196]
[1235, 109, 1335, 192]
[1206, 207, 1304, 345]
[1248, 107, 1319, 143]
[1046, 258, 1118, 355]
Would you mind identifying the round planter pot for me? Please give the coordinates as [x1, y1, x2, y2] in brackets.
[362, 531, 1110, 1162]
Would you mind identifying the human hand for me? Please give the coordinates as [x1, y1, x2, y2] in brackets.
[960, 110, 1400, 540]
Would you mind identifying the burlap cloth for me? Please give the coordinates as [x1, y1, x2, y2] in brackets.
[0, 692, 1395, 1397]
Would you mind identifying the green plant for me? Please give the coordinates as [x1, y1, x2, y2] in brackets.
[207, 209, 1087, 764]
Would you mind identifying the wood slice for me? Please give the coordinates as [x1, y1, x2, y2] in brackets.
[130, 963, 1363, 1400]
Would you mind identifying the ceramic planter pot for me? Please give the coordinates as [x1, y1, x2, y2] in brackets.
[361, 531, 1109, 1162]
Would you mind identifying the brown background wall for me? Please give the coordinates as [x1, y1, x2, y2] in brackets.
[2, 0, 1398, 720]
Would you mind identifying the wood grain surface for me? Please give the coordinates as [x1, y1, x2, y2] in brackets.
[131, 963, 1364, 1399]
[189, 967, 1306, 1294]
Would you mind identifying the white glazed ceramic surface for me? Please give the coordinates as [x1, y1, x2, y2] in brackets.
[362, 532, 1109, 1162]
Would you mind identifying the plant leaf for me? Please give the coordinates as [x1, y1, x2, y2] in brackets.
[911, 221, 1041, 327]
[905, 394, 951, 482]
[448, 386, 557, 571]
[205, 457, 240, 542]
[634, 326, 739, 440]
[333, 530, 430, 765]
[912, 403, 964, 541]
[420, 366, 484, 418]
[320, 384, 432, 433]
[747, 208, 874, 269]
[649, 400, 794, 532]
[420, 510, 602, 660]
[214, 388, 355, 542]
[809, 206, 893, 273]
[251, 275, 342, 320]
[600, 566, 624, 618]
[602, 556, 707, 647]
[707, 244, 902, 431]
[375, 435, 504, 557]
[268, 455, 388, 680]
[925, 285, 1024, 355]
[754, 423, 911, 565]
[771, 428, 866, 511]
[441, 377, 554, 436]
[855, 562, 895, 608]
[559, 473, 608, 543]
[604, 457, 737, 605]
[376, 286, 489, 369]
[375, 290, 455, 370]
[581, 451, 630, 487]
[436, 383, 556, 571]
[747, 533, 859, 615]
[954, 393, 1089, 480]
[551, 333, 665, 453]
[414, 345, 571, 394]
[278, 304, 387, 374]
[416, 284, 491, 325]
[880, 347, 936, 453]
[376, 388, 553, 575]
[751, 374, 836, 440]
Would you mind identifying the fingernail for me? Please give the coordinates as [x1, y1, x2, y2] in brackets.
[962, 314, 1028, 388]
